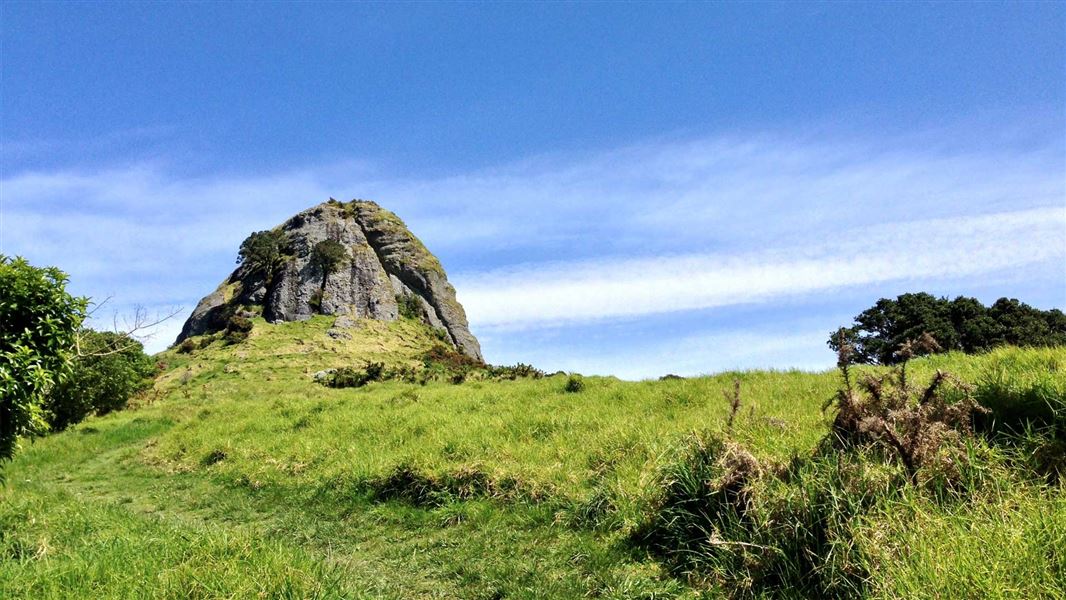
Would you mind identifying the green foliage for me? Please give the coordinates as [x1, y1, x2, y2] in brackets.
[564, 374, 585, 393]
[321, 362, 386, 388]
[177, 339, 196, 354]
[0, 256, 87, 464]
[487, 363, 545, 380]
[974, 352, 1065, 437]
[423, 343, 484, 373]
[43, 330, 155, 431]
[1, 316, 1062, 598]
[236, 230, 289, 276]
[829, 293, 1066, 364]
[637, 433, 878, 597]
[309, 239, 346, 277]
[636, 339, 1019, 597]
[396, 293, 423, 320]
[222, 314, 254, 346]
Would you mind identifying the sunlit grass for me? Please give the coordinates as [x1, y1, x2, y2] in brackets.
[2, 317, 1063, 598]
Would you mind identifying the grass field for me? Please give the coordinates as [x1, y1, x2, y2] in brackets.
[2, 316, 1064, 598]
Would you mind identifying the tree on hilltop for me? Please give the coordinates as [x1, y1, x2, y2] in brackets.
[237, 230, 289, 281]
[829, 292, 1066, 364]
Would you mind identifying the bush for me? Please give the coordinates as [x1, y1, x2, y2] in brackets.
[0, 256, 87, 464]
[321, 362, 386, 388]
[236, 230, 289, 277]
[396, 293, 422, 320]
[825, 334, 988, 488]
[44, 330, 155, 431]
[222, 314, 254, 345]
[487, 363, 545, 380]
[564, 375, 585, 393]
[310, 240, 346, 278]
[177, 339, 197, 354]
[423, 344, 483, 373]
[637, 335, 999, 596]
[636, 433, 874, 597]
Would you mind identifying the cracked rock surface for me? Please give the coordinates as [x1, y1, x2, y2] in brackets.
[176, 199, 482, 361]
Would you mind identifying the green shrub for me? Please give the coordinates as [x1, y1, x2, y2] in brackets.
[564, 375, 585, 393]
[636, 434, 882, 597]
[396, 294, 422, 320]
[310, 240, 346, 278]
[222, 314, 254, 346]
[227, 315, 253, 333]
[0, 256, 87, 464]
[322, 362, 386, 388]
[44, 330, 155, 431]
[423, 344, 483, 373]
[177, 339, 197, 354]
[236, 230, 289, 277]
[487, 363, 545, 380]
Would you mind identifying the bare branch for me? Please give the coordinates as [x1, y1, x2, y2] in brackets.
[76, 304, 184, 358]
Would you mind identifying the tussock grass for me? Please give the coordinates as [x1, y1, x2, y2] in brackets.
[1, 318, 1063, 598]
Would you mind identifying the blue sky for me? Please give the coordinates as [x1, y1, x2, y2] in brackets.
[2, 3, 1064, 378]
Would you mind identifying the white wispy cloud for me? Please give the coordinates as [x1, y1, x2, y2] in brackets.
[453, 207, 1066, 330]
[2, 126, 1062, 362]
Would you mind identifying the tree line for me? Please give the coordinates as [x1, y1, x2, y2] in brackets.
[829, 292, 1066, 364]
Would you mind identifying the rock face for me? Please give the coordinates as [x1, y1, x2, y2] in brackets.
[176, 199, 483, 361]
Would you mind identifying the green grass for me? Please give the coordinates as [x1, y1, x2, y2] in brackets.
[2, 318, 1063, 598]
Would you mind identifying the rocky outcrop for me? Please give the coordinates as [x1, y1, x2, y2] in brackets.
[176, 199, 482, 361]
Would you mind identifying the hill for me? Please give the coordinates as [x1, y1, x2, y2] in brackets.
[177, 199, 482, 361]
[1, 315, 1063, 598]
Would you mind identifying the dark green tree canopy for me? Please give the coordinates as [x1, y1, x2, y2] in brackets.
[236, 230, 289, 273]
[0, 256, 87, 463]
[830, 293, 1066, 364]
[310, 239, 347, 277]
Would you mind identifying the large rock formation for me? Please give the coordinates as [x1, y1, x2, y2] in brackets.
[176, 199, 482, 361]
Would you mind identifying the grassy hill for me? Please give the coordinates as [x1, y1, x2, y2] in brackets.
[2, 317, 1064, 598]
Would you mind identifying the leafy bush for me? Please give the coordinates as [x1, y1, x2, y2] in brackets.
[829, 293, 1066, 364]
[236, 230, 289, 277]
[636, 433, 875, 597]
[222, 314, 254, 345]
[423, 344, 483, 372]
[177, 339, 197, 354]
[321, 362, 386, 388]
[310, 240, 346, 278]
[564, 375, 585, 393]
[487, 363, 545, 380]
[0, 256, 87, 464]
[396, 293, 422, 320]
[44, 330, 155, 431]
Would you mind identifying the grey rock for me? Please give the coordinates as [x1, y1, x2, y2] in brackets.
[332, 315, 359, 330]
[326, 328, 351, 340]
[176, 199, 483, 361]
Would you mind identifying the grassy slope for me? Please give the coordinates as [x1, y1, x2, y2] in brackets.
[1, 317, 1063, 599]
